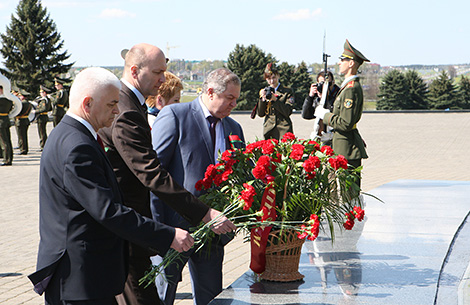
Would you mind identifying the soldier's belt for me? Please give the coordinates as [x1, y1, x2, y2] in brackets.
[17, 115, 29, 119]
[57, 104, 65, 107]
[39, 112, 48, 115]
[0, 113, 8, 116]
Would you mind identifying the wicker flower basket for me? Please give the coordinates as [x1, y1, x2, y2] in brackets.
[260, 229, 305, 282]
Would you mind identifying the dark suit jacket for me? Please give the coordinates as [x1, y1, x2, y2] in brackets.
[29, 115, 175, 300]
[151, 98, 245, 230]
[98, 83, 209, 251]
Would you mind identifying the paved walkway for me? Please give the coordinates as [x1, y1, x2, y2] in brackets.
[1, 112, 469, 304]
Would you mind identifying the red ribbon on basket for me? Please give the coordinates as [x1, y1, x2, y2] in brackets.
[250, 186, 276, 274]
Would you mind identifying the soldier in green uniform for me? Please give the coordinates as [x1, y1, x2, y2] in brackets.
[34, 85, 53, 150]
[15, 89, 32, 155]
[0, 85, 13, 166]
[256, 62, 295, 140]
[52, 77, 69, 127]
[316, 40, 369, 184]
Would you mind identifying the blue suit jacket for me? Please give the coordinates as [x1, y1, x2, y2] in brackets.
[29, 115, 175, 301]
[150, 98, 245, 230]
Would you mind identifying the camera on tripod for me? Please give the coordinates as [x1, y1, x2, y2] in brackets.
[264, 86, 275, 100]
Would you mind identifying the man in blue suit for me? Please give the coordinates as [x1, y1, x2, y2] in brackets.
[29, 67, 195, 305]
[151, 68, 245, 305]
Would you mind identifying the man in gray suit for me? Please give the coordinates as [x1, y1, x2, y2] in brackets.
[151, 68, 245, 305]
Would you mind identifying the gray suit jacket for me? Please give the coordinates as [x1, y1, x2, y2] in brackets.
[150, 98, 245, 230]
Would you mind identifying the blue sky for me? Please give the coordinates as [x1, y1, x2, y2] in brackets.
[0, 0, 469, 68]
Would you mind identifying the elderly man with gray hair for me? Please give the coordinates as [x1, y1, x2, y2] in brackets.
[29, 67, 195, 305]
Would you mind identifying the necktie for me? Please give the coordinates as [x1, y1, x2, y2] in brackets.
[207, 116, 220, 152]
[97, 134, 105, 152]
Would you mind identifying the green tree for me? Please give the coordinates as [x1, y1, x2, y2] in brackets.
[227, 44, 274, 110]
[404, 70, 428, 109]
[377, 69, 410, 110]
[0, 0, 73, 95]
[290, 61, 312, 110]
[428, 71, 458, 109]
[457, 75, 470, 109]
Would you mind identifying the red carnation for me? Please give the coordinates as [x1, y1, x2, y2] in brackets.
[343, 219, 355, 230]
[281, 132, 296, 143]
[261, 140, 275, 154]
[221, 150, 233, 162]
[290, 144, 305, 160]
[308, 140, 320, 151]
[353, 206, 365, 221]
[240, 183, 256, 210]
[202, 177, 212, 189]
[321, 145, 334, 156]
[303, 155, 320, 172]
[195, 179, 204, 191]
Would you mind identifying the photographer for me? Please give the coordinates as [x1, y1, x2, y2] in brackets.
[256, 62, 294, 140]
[302, 71, 340, 145]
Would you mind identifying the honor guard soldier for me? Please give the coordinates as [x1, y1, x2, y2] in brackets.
[35, 85, 53, 150]
[0, 85, 14, 165]
[315, 40, 369, 186]
[256, 62, 295, 140]
[52, 76, 69, 126]
[15, 89, 33, 155]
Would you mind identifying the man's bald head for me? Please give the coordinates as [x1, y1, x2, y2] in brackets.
[122, 43, 167, 98]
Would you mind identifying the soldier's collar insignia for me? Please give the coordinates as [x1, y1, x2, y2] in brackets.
[347, 81, 355, 88]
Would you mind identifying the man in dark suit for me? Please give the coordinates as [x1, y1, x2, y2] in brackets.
[28, 67, 196, 305]
[151, 68, 245, 305]
[98, 43, 235, 305]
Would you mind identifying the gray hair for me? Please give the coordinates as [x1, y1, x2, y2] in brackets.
[202, 68, 240, 94]
[69, 67, 121, 108]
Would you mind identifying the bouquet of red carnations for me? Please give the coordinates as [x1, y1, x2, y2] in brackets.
[141, 132, 365, 286]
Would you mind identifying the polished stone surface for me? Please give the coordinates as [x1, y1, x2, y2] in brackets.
[209, 180, 470, 305]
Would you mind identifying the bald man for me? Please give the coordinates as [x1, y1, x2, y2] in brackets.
[99, 44, 235, 305]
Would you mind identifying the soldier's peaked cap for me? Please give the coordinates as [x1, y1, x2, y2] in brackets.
[40, 85, 52, 93]
[340, 39, 370, 65]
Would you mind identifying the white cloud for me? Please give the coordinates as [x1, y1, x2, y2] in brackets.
[98, 8, 137, 19]
[172, 18, 182, 23]
[273, 8, 322, 21]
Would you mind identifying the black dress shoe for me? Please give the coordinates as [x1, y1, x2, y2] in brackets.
[1, 163, 12, 166]
[19, 152, 28, 155]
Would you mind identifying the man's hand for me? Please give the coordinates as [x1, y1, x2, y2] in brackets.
[202, 208, 237, 235]
[170, 228, 194, 253]
[309, 83, 320, 97]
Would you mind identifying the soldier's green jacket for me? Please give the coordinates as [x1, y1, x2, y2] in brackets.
[324, 77, 368, 161]
[257, 84, 294, 140]
[52, 88, 69, 115]
[36, 96, 52, 114]
[0, 97, 13, 129]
